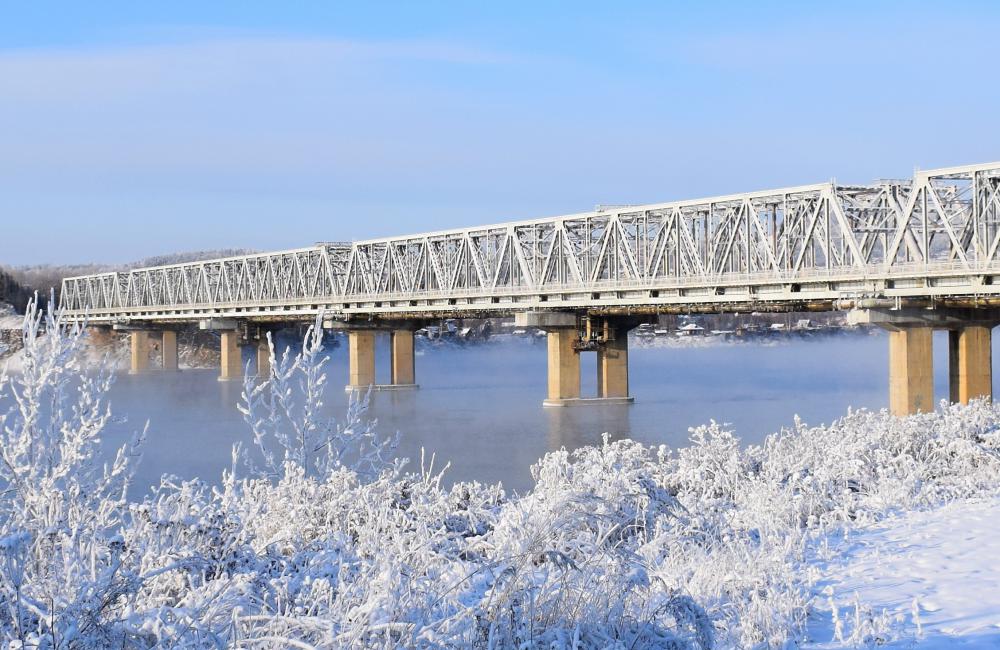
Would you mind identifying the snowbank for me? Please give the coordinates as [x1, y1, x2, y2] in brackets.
[808, 495, 1000, 648]
[0, 303, 21, 329]
[2, 304, 1000, 648]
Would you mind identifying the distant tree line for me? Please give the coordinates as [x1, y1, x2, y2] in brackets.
[5, 249, 257, 312]
[0, 267, 41, 313]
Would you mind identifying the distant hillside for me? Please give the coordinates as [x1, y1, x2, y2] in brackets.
[8, 249, 258, 301]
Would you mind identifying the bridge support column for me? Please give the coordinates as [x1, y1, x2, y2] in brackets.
[129, 331, 150, 374]
[161, 331, 178, 371]
[597, 321, 630, 399]
[256, 334, 272, 379]
[949, 326, 992, 404]
[545, 328, 581, 406]
[516, 311, 638, 407]
[390, 329, 417, 387]
[219, 330, 243, 381]
[849, 308, 1000, 415]
[347, 331, 376, 390]
[888, 327, 934, 416]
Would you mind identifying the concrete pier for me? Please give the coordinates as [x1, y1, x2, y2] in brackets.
[597, 321, 630, 399]
[546, 328, 581, 405]
[219, 330, 243, 381]
[347, 330, 376, 389]
[888, 327, 934, 416]
[161, 330, 178, 371]
[256, 335, 272, 378]
[515, 311, 636, 406]
[390, 329, 416, 386]
[129, 331, 150, 374]
[339, 325, 420, 391]
[949, 326, 992, 404]
[850, 308, 999, 415]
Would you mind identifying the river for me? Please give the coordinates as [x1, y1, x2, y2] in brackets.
[92, 329, 994, 497]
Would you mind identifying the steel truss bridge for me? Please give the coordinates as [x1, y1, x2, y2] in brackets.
[61, 161, 1000, 324]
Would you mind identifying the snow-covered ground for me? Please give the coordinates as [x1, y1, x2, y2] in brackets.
[807, 496, 1000, 648]
[0, 307, 21, 330]
[3, 303, 1000, 648]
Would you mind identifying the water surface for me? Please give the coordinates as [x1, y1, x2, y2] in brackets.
[95, 330, 984, 496]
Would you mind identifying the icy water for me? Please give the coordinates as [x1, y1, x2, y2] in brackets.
[94, 329, 994, 497]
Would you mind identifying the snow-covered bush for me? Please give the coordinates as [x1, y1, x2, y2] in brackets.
[0, 296, 144, 647]
[238, 313, 401, 481]
[3, 300, 1000, 647]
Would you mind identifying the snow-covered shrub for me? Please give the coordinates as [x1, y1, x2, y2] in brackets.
[239, 313, 401, 481]
[4, 300, 1000, 647]
[740, 403, 1000, 533]
[0, 296, 144, 647]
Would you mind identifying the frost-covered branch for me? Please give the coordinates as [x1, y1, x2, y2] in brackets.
[0, 294, 145, 647]
[238, 312, 402, 482]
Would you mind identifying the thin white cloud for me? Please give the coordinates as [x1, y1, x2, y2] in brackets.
[0, 36, 516, 101]
[0, 35, 537, 187]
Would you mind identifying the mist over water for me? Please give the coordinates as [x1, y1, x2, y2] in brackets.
[92, 330, 992, 498]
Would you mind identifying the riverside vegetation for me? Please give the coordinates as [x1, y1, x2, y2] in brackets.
[2, 300, 1000, 648]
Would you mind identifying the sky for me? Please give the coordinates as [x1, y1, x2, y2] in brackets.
[2, 1, 999, 266]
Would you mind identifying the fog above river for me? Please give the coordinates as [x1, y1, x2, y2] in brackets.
[90, 331, 995, 497]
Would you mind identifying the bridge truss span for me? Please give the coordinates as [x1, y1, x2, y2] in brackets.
[60, 161, 1000, 322]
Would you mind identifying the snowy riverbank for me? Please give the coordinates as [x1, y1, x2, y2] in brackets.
[2, 305, 1000, 648]
[808, 495, 1000, 647]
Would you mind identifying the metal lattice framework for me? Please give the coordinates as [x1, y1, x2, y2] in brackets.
[60, 162, 1000, 322]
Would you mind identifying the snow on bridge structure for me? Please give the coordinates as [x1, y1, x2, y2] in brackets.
[61, 161, 1000, 414]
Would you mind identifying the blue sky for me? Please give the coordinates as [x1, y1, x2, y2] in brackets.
[2, 1, 999, 265]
